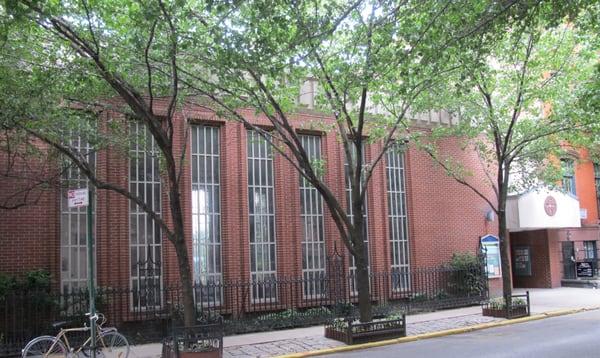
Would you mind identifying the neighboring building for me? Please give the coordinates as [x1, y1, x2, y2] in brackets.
[0, 101, 501, 304]
[507, 149, 600, 288]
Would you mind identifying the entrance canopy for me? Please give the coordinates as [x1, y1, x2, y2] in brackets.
[507, 188, 581, 232]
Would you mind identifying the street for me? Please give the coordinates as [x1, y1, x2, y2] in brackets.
[327, 309, 600, 358]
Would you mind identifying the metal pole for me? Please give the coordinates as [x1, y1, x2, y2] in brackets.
[87, 189, 96, 358]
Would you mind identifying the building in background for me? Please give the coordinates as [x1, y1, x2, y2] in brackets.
[507, 148, 600, 288]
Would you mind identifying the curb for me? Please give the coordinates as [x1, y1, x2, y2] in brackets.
[276, 306, 600, 357]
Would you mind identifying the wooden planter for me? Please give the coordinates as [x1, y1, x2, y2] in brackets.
[482, 291, 530, 319]
[324, 315, 406, 345]
[162, 320, 223, 358]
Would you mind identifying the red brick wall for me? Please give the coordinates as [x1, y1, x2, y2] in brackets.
[405, 136, 497, 269]
[0, 105, 498, 294]
[0, 142, 61, 290]
[573, 148, 599, 226]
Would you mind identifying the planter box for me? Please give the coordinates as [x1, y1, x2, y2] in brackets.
[162, 320, 223, 358]
[324, 315, 406, 345]
[482, 291, 530, 319]
[482, 305, 528, 318]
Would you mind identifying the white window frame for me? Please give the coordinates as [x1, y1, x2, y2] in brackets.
[247, 130, 277, 303]
[386, 145, 410, 292]
[191, 124, 223, 306]
[60, 135, 96, 293]
[345, 143, 369, 295]
[299, 134, 326, 299]
[129, 121, 163, 310]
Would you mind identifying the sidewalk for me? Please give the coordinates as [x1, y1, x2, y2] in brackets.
[128, 287, 600, 358]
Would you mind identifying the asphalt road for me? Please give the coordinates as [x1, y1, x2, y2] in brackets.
[327, 309, 600, 358]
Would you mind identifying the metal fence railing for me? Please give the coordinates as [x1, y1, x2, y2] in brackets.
[1, 266, 487, 357]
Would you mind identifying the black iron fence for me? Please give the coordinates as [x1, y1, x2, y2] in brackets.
[0, 266, 487, 357]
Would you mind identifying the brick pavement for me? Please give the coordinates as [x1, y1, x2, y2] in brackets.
[222, 314, 502, 358]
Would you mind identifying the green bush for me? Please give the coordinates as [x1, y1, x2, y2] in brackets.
[448, 252, 486, 296]
[0, 273, 18, 300]
[0, 269, 52, 300]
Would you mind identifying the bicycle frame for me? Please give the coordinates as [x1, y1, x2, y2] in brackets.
[44, 316, 116, 356]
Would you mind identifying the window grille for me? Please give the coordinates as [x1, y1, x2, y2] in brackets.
[129, 122, 162, 310]
[386, 145, 410, 292]
[191, 125, 222, 305]
[344, 143, 369, 295]
[561, 159, 576, 196]
[60, 135, 96, 293]
[247, 130, 277, 302]
[299, 135, 326, 298]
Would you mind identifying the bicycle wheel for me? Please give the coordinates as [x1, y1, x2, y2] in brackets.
[22, 336, 67, 358]
[96, 331, 129, 358]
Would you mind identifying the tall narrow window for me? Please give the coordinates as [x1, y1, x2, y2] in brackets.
[561, 158, 576, 196]
[247, 130, 277, 302]
[594, 163, 600, 215]
[191, 125, 222, 305]
[129, 122, 162, 309]
[60, 136, 95, 293]
[345, 143, 368, 294]
[386, 144, 410, 291]
[299, 135, 326, 298]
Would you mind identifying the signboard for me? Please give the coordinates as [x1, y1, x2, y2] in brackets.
[481, 235, 501, 278]
[68, 188, 89, 208]
[576, 262, 593, 278]
[513, 246, 532, 277]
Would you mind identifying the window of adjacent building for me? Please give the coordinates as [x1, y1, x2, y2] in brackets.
[594, 163, 600, 215]
[247, 130, 277, 302]
[386, 144, 410, 291]
[345, 142, 369, 294]
[299, 134, 326, 298]
[561, 158, 576, 196]
[129, 122, 162, 309]
[583, 241, 597, 261]
[191, 125, 222, 305]
[60, 135, 96, 293]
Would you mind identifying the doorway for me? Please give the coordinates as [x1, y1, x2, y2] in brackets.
[561, 242, 576, 279]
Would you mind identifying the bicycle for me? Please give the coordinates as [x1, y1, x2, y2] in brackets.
[21, 313, 129, 358]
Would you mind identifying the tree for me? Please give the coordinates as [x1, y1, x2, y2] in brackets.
[417, 17, 599, 305]
[176, 1, 571, 322]
[1, 0, 576, 325]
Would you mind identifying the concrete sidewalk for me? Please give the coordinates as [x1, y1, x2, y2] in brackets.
[128, 287, 600, 358]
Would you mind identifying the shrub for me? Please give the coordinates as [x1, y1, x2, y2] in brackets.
[448, 252, 486, 296]
[0, 269, 52, 300]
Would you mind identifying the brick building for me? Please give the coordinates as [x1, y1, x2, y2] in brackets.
[0, 102, 501, 307]
[508, 148, 600, 288]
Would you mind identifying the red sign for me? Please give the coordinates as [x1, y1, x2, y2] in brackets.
[544, 196, 557, 216]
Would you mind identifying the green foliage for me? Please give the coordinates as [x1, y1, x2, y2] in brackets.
[448, 252, 486, 296]
[0, 269, 52, 300]
[0, 273, 18, 300]
[449, 252, 481, 271]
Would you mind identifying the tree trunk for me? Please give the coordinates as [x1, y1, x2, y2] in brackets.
[498, 205, 512, 308]
[355, 253, 372, 322]
[351, 225, 372, 323]
[497, 164, 512, 309]
[166, 152, 197, 327]
[173, 237, 196, 327]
